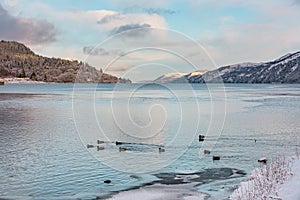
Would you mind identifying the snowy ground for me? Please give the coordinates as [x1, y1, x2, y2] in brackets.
[279, 158, 300, 200]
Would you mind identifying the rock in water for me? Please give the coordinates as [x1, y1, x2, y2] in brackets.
[258, 157, 267, 164]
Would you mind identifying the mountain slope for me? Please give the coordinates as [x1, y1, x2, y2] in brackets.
[0, 40, 131, 83]
[154, 72, 189, 83]
[188, 52, 300, 83]
[154, 70, 208, 83]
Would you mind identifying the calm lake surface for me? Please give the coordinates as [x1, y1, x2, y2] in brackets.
[0, 84, 299, 199]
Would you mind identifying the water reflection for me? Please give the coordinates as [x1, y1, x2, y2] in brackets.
[0, 84, 299, 199]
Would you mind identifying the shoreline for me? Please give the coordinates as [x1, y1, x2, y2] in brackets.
[104, 168, 246, 200]
[1, 78, 47, 84]
[230, 155, 300, 199]
[0, 78, 132, 84]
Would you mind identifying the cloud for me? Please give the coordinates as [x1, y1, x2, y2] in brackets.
[123, 6, 177, 15]
[294, 0, 300, 4]
[82, 46, 125, 56]
[201, 22, 300, 66]
[110, 0, 170, 9]
[143, 8, 177, 15]
[110, 23, 151, 37]
[97, 13, 123, 24]
[107, 65, 130, 71]
[187, 0, 300, 67]
[0, 4, 57, 44]
[2, 0, 21, 9]
[96, 11, 167, 31]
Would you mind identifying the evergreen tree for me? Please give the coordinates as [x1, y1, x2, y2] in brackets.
[30, 71, 36, 80]
[44, 74, 48, 82]
[18, 68, 26, 78]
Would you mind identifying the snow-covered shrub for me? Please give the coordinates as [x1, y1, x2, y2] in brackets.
[230, 156, 293, 200]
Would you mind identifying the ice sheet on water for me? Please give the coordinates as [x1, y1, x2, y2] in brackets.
[107, 168, 246, 200]
[107, 183, 207, 200]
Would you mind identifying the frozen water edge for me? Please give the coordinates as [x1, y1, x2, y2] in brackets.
[106, 168, 246, 200]
[279, 158, 300, 200]
[107, 183, 207, 200]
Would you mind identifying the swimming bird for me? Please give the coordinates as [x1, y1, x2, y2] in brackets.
[199, 135, 205, 142]
[86, 144, 94, 148]
[204, 150, 211, 154]
[119, 147, 127, 152]
[213, 156, 220, 160]
[158, 147, 165, 153]
[97, 146, 104, 151]
[104, 180, 111, 184]
[97, 140, 104, 144]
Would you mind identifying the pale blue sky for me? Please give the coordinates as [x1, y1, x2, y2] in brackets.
[1, 0, 300, 81]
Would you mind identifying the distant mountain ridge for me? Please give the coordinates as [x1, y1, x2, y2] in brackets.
[154, 51, 300, 83]
[0, 40, 131, 83]
[154, 70, 208, 83]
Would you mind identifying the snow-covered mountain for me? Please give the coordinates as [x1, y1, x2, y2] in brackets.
[154, 70, 208, 83]
[154, 72, 189, 83]
[188, 51, 300, 83]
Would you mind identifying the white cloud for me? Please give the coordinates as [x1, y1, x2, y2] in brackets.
[96, 12, 167, 32]
[18, 2, 168, 69]
[25, 2, 167, 33]
[5, 0, 300, 81]
[201, 22, 300, 66]
[109, 0, 171, 9]
[0, 3, 57, 45]
[193, 0, 300, 66]
[2, 0, 22, 10]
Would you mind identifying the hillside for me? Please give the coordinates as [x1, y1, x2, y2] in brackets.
[154, 72, 188, 83]
[154, 70, 208, 83]
[188, 52, 300, 83]
[153, 52, 300, 84]
[0, 40, 131, 83]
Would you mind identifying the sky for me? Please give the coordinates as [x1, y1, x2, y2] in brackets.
[1, 0, 300, 81]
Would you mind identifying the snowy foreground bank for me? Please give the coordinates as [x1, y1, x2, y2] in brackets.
[106, 157, 300, 200]
[231, 155, 300, 200]
[279, 158, 300, 200]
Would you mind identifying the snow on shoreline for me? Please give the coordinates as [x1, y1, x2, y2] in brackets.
[279, 158, 300, 200]
[1, 78, 46, 84]
[230, 155, 299, 200]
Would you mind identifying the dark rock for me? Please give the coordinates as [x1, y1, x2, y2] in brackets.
[258, 157, 267, 164]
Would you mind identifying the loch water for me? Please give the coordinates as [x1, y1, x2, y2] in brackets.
[0, 84, 299, 199]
